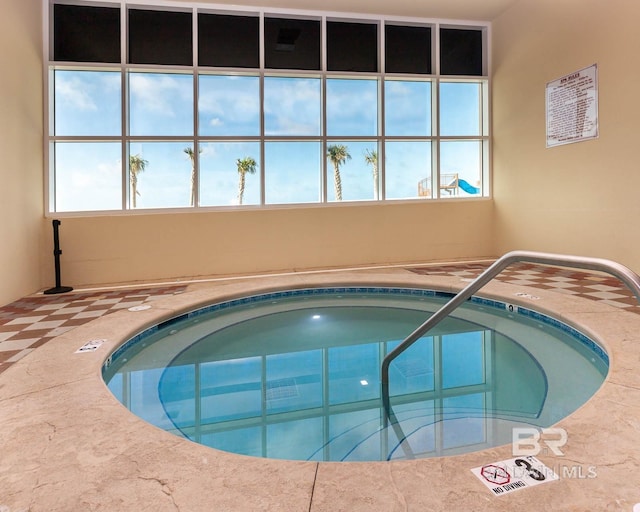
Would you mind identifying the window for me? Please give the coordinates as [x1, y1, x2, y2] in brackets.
[47, 3, 489, 213]
[128, 9, 192, 66]
[327, 141, 378, 202]
[439, 81, 485, 197]
[385, 142, 431, 200]
[53, 4, 120, 63]
[54, 142, 122, 212]
[129, 72, 193, 136]
[53, 69, 121, 136]
[440, 27, 484, 76]
[385, 24, 432, 74]
[199, 13, 259, 68]
[265, 142, 321, 205]
[51, 69, 122, 212]
[198, 75, 260, 136]
[385, 80, 431, 136]
[128, 142, 194, 209]
[326, 21, 378, 72]
[264, 76, 321, 136]
[200, 142, 261, 207]
[264, 17, 321, 70]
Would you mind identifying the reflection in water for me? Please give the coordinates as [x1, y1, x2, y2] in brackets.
[105, 294, 605, 462]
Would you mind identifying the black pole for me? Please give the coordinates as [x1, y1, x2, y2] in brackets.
[44, 219, 73, 295]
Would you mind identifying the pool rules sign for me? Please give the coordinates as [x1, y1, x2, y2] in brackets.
[546, 63, 598, 147]
[471, 456, 559, 496]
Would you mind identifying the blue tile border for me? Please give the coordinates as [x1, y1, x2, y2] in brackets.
[516, 306, 609, 365]
[103, 287, 608, 372]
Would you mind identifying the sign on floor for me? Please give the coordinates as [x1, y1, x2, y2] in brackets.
[471, 456, 558, 496]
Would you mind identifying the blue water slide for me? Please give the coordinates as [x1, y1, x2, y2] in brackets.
[457, 178, 480, 194]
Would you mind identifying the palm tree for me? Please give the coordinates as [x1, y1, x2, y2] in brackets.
[327, 144, 351, 201]
[184, 146, 202, 207]
[129, 154, 148, 208]
[236, 156, 257, 205]
[364, 149, 379, 200]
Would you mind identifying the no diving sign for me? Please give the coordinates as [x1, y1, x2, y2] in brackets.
[471, 456, 558, 496]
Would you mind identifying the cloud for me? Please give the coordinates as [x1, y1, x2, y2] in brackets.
[385, 80, 412, 95]
[198, 76, 259, 127]
[324, 79, 379, 135]
[55, 71, 122, 113]
[326, 80, 378, 119]
[385, 81, 431, 135]
[55, 76, 98, 111]
[199, 143, 218, 158]
[263, 78, 321, 135]
[129, 73, 193, 116]
[55, 148, 122, 211]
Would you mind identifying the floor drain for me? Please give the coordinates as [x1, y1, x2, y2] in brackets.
[129, 304, 152, 311]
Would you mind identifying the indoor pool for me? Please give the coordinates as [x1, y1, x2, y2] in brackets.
[102, 287, 608, 462]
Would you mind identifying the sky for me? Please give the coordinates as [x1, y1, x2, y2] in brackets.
[52, 69, 485, 212]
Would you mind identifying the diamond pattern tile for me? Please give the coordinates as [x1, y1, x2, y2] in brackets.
[0, 285, 187, 367]
[407, 262, 640, 313]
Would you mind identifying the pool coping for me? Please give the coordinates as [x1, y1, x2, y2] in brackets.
[2, 269, 640, 511]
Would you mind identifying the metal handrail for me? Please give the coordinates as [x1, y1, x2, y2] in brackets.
[381, 250, 640, 401]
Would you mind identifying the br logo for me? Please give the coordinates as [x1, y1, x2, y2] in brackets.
[512, 427, 568, 456]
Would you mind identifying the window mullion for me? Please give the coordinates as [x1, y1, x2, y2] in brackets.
[122, 67, 128, 210]
[378, 78, 384, 201]
[193, 7, 200, 208]
[320, 15, 328, 204]
[433, 24, 440, 200]
[193, 70, 200, 208]
[433, 78, 440, 199]
[260, 72, 266, 206]
[260, 14, 266, 206]
[120, 5, 128, 212]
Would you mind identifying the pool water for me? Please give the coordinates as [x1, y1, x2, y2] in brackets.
[103, 288, 607, 462]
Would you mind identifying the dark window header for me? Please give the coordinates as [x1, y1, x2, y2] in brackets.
[51, 3, 485, 76]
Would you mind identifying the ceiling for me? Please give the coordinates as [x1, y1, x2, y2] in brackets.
[177, 0, 521, 21]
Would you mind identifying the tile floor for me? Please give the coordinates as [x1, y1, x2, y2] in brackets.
[408, 261, 640, 310]
[1, 261, 638, 375]
[0, 285, 187, 375]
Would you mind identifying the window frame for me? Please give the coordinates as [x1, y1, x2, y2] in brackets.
[44, 0, 491, 216]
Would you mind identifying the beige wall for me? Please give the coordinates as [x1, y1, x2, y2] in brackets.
[492, 0, 640, 271]
[55, 201, 494, 287]
[0, 0, 44, 305]
[172, 0, 515, 21]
